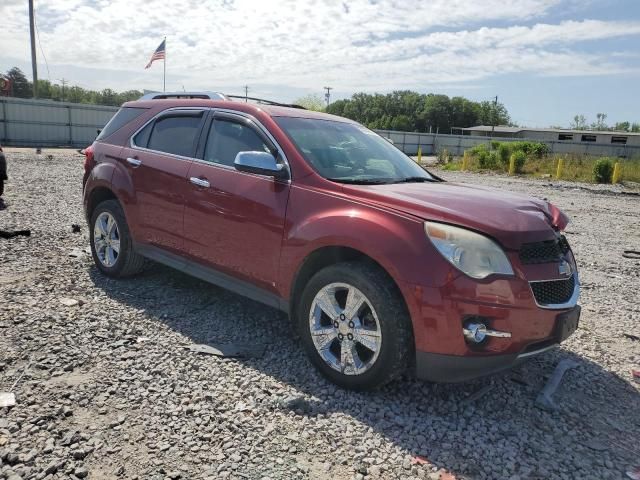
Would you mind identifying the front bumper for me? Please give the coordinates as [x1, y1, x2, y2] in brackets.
[406, 261, 580, 382]
[416, 305, 580, 382]
[416, 342, 561, 383]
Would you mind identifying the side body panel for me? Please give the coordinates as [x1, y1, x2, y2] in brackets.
[183, 161, 290, 293]
[116, 145, 192, 254]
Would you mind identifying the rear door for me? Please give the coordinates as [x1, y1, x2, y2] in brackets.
[120, 108, 206, 254]
[182, 111, 291, 293]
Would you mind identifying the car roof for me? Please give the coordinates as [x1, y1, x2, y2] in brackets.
[122, 99, 356, 124]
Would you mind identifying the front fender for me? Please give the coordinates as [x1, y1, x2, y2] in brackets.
[279, 186, 456, 300]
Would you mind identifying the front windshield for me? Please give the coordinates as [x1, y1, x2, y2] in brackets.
[274, 117, 434, 184]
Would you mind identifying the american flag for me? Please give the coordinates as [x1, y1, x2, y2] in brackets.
[145, 39, 166, 69]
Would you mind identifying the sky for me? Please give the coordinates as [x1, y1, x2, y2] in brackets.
[1, 0, 639, 128]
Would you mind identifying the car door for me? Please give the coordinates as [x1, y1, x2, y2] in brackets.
[183, 111, 291, 293]
[120, 108, 205, 255]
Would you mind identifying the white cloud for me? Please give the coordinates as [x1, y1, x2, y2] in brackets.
[0, 0, 639, 95]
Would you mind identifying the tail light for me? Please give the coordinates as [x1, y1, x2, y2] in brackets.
[83, 144, 95, 174]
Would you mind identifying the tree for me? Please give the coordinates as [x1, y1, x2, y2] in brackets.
[592, 113, 608, 131]
[5, 67, 32, 98]
[613, 121, 630, 132]
[293, 94, 325, 111]
[325, 90, 512, 132]
[632, 123, 640, 133]
[570, 114, 588, 130]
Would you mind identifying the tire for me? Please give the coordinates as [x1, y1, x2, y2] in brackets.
[89, 199, 145, 277]
[0, 180, 4, 197]
[297, 261, 413, 391]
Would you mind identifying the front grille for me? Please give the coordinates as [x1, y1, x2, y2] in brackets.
[530, 276, 575, 305]
[519, 235, 571, 264]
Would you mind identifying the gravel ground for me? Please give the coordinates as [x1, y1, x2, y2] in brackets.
[1, 151, 639, 480]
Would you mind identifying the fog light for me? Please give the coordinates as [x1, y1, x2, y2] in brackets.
[463, 322, 487, 343]
[463, 321, 512, 343]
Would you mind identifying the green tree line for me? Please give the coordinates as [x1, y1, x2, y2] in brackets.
[568, 113, 640, 133]
[2, 67, 142, 106]
[324, 91, 511, 132]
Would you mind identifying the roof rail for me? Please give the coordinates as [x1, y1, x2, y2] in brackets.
[226, 95, 306, 109]
[139, 91, 229, 100]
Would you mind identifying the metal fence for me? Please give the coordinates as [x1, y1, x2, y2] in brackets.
[374, 129, 640, 159]
[0, 97, 118, 148]
[1, 96, 638, 159]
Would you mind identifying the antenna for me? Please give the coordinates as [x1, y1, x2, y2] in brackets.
[324, 86, 333, 106]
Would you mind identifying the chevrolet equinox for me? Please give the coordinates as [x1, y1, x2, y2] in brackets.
[83, 92, 580, 390]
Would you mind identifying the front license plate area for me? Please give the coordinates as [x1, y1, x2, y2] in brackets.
[555, 306, 581, 343]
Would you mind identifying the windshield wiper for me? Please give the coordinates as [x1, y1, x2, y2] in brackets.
[326, 178, 392, 185]
[391, 176, 435, 183]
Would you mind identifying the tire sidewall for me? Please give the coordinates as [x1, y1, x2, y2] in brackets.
[89, 200, 129, 277]
[297, 263, 408, 390]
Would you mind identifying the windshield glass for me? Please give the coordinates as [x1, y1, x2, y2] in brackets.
[274, 117, 433, 184]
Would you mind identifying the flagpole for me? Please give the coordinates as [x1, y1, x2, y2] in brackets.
[163, 36, 166, 92]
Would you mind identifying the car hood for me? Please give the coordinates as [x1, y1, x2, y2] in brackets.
[342, 182, 568, 250]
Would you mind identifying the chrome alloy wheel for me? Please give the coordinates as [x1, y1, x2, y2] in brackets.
[309, 282, 382, 375]
[93, 212, 120, 267]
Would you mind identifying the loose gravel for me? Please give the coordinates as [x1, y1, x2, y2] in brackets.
[1, 151, 639, 480]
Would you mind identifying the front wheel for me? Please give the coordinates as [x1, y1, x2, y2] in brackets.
[298, 262, 413, 391]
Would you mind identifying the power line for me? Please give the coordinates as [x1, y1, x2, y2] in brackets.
[58, 78, 68, 102]
[324, 86, 332, 106]
[28, 0, 38, 98]
[491, 95, 498, 136]
[33, 1, 50, 82]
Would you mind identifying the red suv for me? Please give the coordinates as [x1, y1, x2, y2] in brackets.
[83, 93, 580, 390]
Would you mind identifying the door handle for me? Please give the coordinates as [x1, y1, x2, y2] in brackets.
[126, 157, 142, 168]
[189, 177, 210, 188]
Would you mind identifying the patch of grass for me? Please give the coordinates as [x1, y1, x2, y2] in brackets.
[444, 152, 640, 184]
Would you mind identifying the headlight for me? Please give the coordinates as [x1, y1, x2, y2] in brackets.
[424, 222, 514, 279]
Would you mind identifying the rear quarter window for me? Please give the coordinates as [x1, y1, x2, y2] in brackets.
[96, 107, 147, 141]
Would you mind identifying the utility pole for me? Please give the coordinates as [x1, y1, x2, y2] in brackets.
[324, 86, 333, 106]
[58, 78, 68, 102]
[491, 95, 498, 137]
[28, 0, 38, 98]
[243, 85, 249, 102]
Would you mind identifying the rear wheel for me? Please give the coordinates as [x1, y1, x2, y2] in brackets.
[0, 180, 4, 197]
[89, 199, 144, 277]
[298, 261, 412, 390]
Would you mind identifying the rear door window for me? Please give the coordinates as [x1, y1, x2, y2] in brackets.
[146, 112, 204, 157]
[96, 107, 147, 141]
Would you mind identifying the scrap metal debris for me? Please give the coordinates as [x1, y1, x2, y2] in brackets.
[410, 455, 430, 466]
[71, 224, 81, 233]
[0, 229, 31, 239]
[627, 466, 640, 480]
[461, 384, 494, 406]
[0, 360, 32, 408]
[622, 250, 640, 259]
[633, 370, 640, 384]
[187, 343, 265, 358]
[0, 392, 16, 408]
[535, 359, 578, 412]
[623, 333, 640, 341]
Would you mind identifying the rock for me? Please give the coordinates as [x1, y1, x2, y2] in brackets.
[59, 297, 79, 307]
[75, 466, 89, 478]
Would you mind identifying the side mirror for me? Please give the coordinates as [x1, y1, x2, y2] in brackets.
[234, 151, 289, 179]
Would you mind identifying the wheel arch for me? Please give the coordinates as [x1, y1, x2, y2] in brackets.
[85, 186, 119, 221]
[289, 245, 413, 334]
